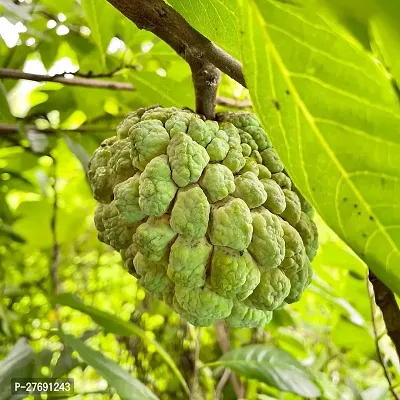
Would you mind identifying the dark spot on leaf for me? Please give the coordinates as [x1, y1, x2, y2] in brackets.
[285, 90, 290, 95]
[369, 216, 374, 221]
[271, 99, 280, 111]
[239, 250, 244, 256]
[381, 178, 385, 186]
[354, 204, 358, 209]
[343, 197, 348, 202]
[357, 211, 361, 215]
[311, 187, 316, 192]
[349, 270, 364, 280]
[362, 233, 367, 238]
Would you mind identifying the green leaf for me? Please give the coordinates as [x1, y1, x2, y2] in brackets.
[53, 330, 98, 378]
[370, 12, 400, 91]
[131, 72, 195, 109]
[0, 224, 25, 243]
[0, 338, 34, 400]
[168, 0, 241, 59]
[331, 318, 375, 356]
[64, 136, 91, 173]
[0, 82, 14, 123]
[206, 344, 320, 397]
[54, 292, 190, 395]
[81, 0, 117, 68]
[59, 332, 159, 400]
[238, 0, 400, 296]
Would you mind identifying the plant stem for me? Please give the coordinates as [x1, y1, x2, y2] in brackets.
[215, 321, 245, 399]
[0, 68, 133, 90]
[105, 0, 245, 88]
[367, 271, 400, 399]
[369, 270, 400, 357]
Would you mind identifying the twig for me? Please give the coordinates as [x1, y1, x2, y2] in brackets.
[369, 270, 400, 357]
[190, 327, 202, 400]
[0, 124, 116, 135]
[105, 0, 246, 90]
[52, 65, 138, 79]
[0, 68, 133, 91]
[0, 68, 242, 116]
[50, 156, 61, 330]
[367, 271, 400, 399]
[214, 321, 245, 399]
[215, 369, 231, 399]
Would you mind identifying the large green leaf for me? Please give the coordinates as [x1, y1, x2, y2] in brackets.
[206, 344, 320, 397]
[54, 292, 190, 395]
[239, 0, 400, 296]
[59, 333, 159, 400]
[0, 338, 34, 400]
[168, 0, 241, 59]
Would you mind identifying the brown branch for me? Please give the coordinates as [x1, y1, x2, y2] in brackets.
[105, 0, 245, 87]
[105, 0, 246, 114]
[214, 321, 245, 399]
[0, 124, 116, 135]
[367, 271, 400, 399]
[0, 68, 133, 91]
[52, 65, 138, 79]
[369, 270, 400, 357]
[0, 68, 239, 116]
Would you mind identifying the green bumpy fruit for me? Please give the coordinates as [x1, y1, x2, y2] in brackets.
[88, 106, 319, 327]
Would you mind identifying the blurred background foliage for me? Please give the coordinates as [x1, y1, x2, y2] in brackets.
[0, 0, 399, 399]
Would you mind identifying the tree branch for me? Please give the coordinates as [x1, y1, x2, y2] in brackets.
[106, 0, 245, 87]
[0, 68, 134, 91]
[105, 0, 246, 118]
[369, 270, 400, 357]
[0, 123, 116, 135]
[0, 68, 242, 115]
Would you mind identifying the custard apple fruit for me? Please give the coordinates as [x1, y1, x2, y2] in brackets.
[88, 106, 318, 327]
